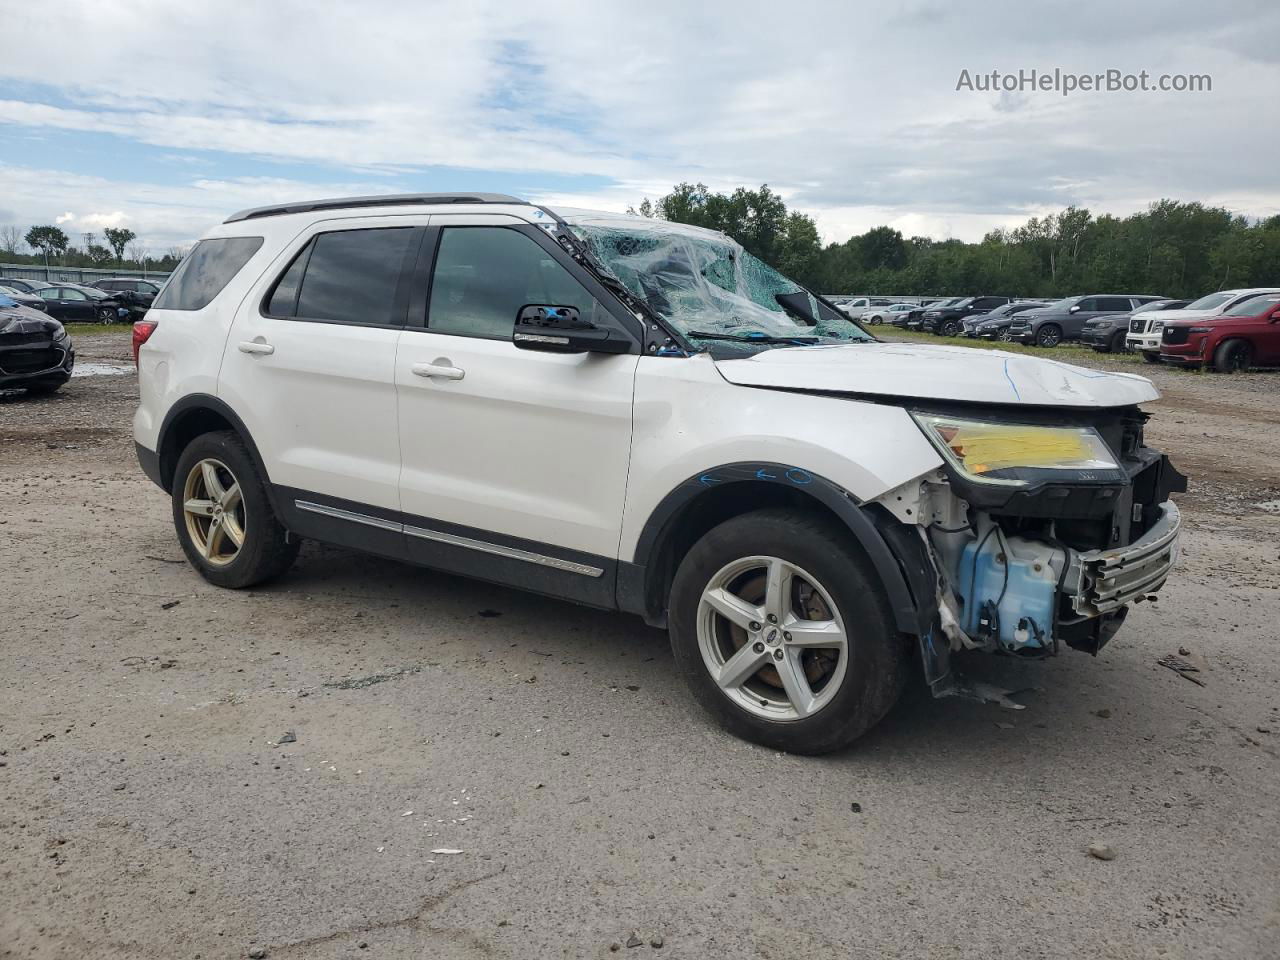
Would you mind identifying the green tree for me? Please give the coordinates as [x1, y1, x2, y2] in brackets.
[103, 227, 136, 262]
[25, 225, 69, 260]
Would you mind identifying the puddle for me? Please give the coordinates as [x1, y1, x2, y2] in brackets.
[72, 362, 133, 378]
[1254, 500, 1280, 515]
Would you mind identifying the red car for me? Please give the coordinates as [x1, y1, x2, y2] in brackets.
[1160, 293, 1280, 372]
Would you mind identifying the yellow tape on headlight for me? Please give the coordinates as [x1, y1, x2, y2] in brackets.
[913, 415, 1118, 483]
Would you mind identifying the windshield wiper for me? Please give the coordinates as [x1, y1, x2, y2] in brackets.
[686, 330, 821, 344]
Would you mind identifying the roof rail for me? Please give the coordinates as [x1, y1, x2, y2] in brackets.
[223, 193, 527, 224]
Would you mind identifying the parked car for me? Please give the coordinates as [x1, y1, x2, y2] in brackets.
[920, 296, 1013, 336]
[34, 284, 131, 324]
[1159, 294, 1280, 372]
[1080, 299, 1189, 354]
[1007, 294, 1164, 347]
[1126, 288, 1280, 362]
[89, 277, 161, 318]
[904, 297, 964, 330]
[963, 301, 1047, 340]
[0, 282, 51, 312]
[863, 302, 918, 325]
[0, 294, 75, 393]
[0, 277, 52, 294]
[132, 193, 1187, 755]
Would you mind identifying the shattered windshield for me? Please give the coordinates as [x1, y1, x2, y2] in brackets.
[564, 213, 872, 353]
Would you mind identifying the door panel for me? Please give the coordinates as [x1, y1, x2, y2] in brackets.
[218, 222, 422, 513]
[395, 221, 639, 583]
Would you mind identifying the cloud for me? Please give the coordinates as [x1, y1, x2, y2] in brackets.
[0, 0, 1277, 245]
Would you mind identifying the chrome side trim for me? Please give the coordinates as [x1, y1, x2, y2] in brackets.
[294, 499, 402, 533]
[404, 524, 604, 578]
[293, 498, 604, 578]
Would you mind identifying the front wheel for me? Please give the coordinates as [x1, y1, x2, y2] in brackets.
[1142, 351, 1161, 364]
[668, 509, 908, 754]
[1036, 324, 1062, 347]
[97, 307, 116, 323]
[171, 430, 299, 588]
[1213, 339, 1253, 373]
[998, 328, 1014, 342]
[940, 320, 961, 337]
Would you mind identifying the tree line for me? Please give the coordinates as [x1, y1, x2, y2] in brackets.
[0, 224, 187, 272]
[631, 184, 1280, 299]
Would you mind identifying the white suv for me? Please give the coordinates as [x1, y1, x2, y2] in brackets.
[134, 194, 1186, 754]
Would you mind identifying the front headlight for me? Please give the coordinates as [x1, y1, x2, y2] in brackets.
[911, 414, 1119, 486]
[51, 323, 68, 341]
[1093, 319, 1113, 329]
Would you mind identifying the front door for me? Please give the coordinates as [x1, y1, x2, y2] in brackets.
[395, 217, 640, 605]
[219, 220, 424, 555]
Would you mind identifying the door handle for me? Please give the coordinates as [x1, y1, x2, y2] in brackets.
[238, 340, 275, 356]
[412, 360, 465, 381]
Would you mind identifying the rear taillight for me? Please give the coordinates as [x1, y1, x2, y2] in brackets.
[132, 319, 158, 366]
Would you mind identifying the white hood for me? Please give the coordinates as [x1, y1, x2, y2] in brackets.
[1144, 307, 1221, 323]
[714, 342, 1160, 408]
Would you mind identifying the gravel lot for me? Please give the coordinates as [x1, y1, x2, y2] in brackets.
[2, 331, 1278, 960]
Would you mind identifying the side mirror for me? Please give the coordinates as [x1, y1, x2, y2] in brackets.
[1270, 309, 1280, 323]
[513, 305, 630, 355]
[1069, 305, 1081, 313]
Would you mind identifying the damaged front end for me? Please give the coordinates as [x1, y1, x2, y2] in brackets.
[873, 404, 1186, 694]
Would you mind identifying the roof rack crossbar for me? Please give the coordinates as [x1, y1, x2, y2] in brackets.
[223, 193, 527, 224]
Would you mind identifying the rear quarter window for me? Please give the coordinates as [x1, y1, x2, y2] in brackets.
[153, 236, 264, 311]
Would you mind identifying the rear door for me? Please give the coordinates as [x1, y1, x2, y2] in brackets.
[219, 219, 424, 555]
[394, 216, 641, 605]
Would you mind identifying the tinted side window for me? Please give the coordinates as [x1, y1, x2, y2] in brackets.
[1075, 298, 1097, 311]
[154, 237, 264, 311]
[1097, 297, 1130, 312]
[286, 228, 415, 326]
[266, 245, 309, 317]
[428, 227, 601, 340]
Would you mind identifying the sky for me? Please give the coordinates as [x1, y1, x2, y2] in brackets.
[1, 0, 1277, 255]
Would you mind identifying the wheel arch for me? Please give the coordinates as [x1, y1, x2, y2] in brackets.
[156, 394, 275, 504]
[619, 462, 936, 636]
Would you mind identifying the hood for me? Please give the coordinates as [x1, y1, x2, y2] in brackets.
[0, 306, 65, 336]
[714, 342, 1160, 408]
[1141, 307, 1219, 323]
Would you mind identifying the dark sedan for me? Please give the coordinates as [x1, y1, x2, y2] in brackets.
[33, 284, 131, 324]
[963, 301, 1049, 340]
[0, 295, 75, 393]
[0, 282, 51, 312]
[0, 277, 52, 294]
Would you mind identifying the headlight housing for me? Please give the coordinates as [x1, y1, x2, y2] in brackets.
[911, 413, 1120, 486]
[51, 322, 68, 341]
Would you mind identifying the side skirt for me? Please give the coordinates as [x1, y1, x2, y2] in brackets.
[273, 485, 618, 610]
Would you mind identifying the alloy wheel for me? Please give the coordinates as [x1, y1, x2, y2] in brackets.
[182, 458, 245, 567]
[696, 556, 849, 722]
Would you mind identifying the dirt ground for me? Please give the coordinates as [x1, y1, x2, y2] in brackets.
[2, 332, 1278, 960]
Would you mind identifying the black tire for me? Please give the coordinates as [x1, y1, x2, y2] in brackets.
[998, 328, 1014, 342]
[940, 320, 960, 337]
[1111, 332, 1128, 354]
[1035, 324, 1062, 348]
[1142, 351, 1161, 364]
[1213, 339, 1252, 373]
[171, 430, 299, 588]
[97, 307, 116, 323]
[668, 508, 908, 755]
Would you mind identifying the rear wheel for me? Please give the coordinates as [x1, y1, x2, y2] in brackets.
[1213, 339, 1253, 373]
[171, 431, 299, 588]
[1036, 324, 1062, 348]
[668, 509, 908, 754]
